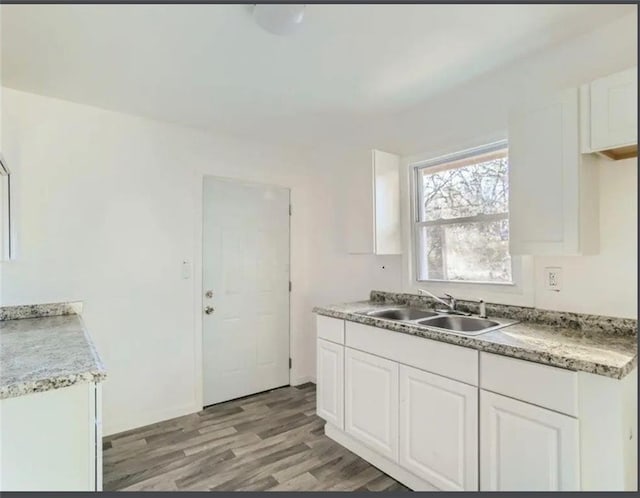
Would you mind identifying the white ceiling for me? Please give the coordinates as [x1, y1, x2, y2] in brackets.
[1, 4, 635, 150]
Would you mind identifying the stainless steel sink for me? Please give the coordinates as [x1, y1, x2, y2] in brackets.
[416, 315, 508, 335]
[358, 305, 516, 336]
[366, 308, 439, 321]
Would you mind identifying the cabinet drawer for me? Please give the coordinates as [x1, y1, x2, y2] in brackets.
[345, 321, 478, 386]
[480, 352, 578, 416]
[316, 315, 345, 344]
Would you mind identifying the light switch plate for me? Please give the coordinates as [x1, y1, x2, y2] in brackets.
[181, 261, 192, 279]
[544, 267, 562, 292]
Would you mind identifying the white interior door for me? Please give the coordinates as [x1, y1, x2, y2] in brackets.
[202, 177, 290, 406]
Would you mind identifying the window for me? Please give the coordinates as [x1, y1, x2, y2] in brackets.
[414, 141, 511, 284]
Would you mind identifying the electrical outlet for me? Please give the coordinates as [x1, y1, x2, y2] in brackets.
[544, 267, 562, 292]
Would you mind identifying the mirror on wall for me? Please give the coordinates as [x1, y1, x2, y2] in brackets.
[0, 154, 12, 261]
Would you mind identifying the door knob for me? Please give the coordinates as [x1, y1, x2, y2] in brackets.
[204, 306, 215, 315]
[205, 290, 213, 299]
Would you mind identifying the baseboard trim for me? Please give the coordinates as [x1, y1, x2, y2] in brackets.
[324, 424, 438, 492]
[290, 375, 316, 386]
[103, 403, 200, 437]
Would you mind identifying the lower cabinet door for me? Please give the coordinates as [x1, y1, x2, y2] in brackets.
[316, 339, 344, 429]
[345, 348, 399, 461]
[399, 365, 478, 491]
[480, 390, 580, 491]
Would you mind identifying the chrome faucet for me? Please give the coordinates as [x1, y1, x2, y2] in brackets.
[418, 288, 485, 317]
[417, 288, 458, 313]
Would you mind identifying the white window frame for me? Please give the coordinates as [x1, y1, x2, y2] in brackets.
[404, 139, 534, 306]
[413, 140, 511, 285]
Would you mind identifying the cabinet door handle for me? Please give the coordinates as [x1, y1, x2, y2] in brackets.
[204, 306, 215, 315]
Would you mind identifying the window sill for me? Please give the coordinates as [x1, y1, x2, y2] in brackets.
[416, 279, 516, 287]
[408, 255, 534, 306]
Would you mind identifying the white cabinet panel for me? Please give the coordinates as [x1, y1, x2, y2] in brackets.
[399, 365, 478, 491]
[316, 315, 344, 344]
[345, 348, 399, 460]
[508, 88, 598, 255]
[344, 149, 374, 254]
[480, 352, 578, 416]
[480, 390, 580, 491]
[578, 370, 638, 491]
[373, 149, 402, 255]
[345, 149, 401, 255]
[95, 383, 103, 491]
[589, 67, 637, 151]
[0, 156, 11, 261]
[346, 321, 478, 385]
[0, 383, 98, 491]
[316, 339, 344, 429]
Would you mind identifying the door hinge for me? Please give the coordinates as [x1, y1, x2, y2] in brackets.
[289, 204, 292, 216]
[289, 281, 292, 292]
[289, 358, 292, 369]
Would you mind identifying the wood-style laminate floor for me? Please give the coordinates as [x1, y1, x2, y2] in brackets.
[103, 383, 410, 491]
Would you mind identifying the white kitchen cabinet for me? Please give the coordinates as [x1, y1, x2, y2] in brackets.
[345, 348, 399, 460]
[480, 351, 578, 416]
[0, 154, 11, 261]
[581, 67, 637, 159]
[345, 149, 402, 255]
[0, 382, 102, 491]
[346, 321, 478, 386]
[399, 365, 478, 491]
[480, 389, 580, 491]
[316, 338, 344, 429]
[316, 315, 344, 344]
[508, 87, 599, 255]
[578, 370, 638, 491]
[317, 311, 635, 491]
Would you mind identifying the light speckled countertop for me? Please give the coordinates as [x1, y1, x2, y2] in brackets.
[313, 300, 637, 380]
[0, 304, 106, 400]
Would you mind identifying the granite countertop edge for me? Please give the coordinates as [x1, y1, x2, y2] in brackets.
[313, 303, 637, 380]
[0, 301, 84, 321]
[0, 311, 108, 401]
[0, 369, 108, 401]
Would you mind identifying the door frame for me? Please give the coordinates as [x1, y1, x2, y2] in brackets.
[194, 174, 292, 410]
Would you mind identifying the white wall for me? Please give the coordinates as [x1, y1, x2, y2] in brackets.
[389, 12, 638, 156]
[399, 12, 637, 318]
[303, 146, 403, 307]
[0, 88, 397, 435]
[534, 159, 637, 317]
[0, 11, 636, 437]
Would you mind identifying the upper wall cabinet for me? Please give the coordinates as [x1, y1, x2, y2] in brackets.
[345, 149, 402, 255]
[0, 154, 12, 262]
[508, 88, 599, 256]
[580, 67, 638, 160]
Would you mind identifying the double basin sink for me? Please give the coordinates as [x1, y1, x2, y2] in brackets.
[359, 307, 515, 336]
